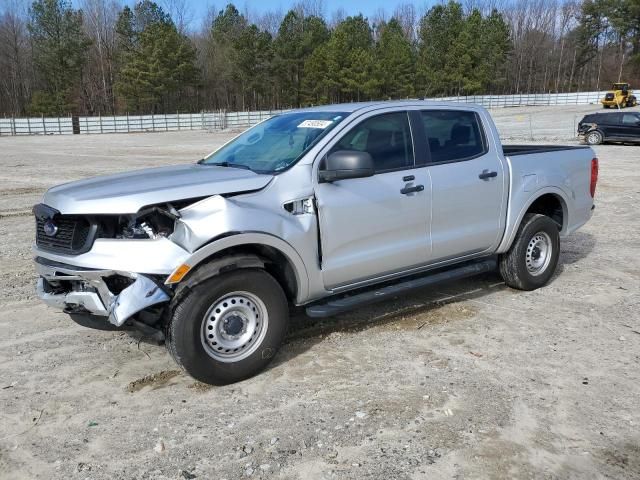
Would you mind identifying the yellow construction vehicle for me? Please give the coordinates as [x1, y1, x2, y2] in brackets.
[601, 83, 637, 109]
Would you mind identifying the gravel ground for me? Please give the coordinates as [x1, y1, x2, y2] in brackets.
[0, 104, 639, 480]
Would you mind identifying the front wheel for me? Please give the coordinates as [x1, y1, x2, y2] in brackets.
[586, 130, 603, 145]
[499, 214, 560, 291]
[166, 269, 289, 385]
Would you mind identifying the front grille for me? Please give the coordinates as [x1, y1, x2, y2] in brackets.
[605, 93, 614, 100]
[36, 216, 92, 253]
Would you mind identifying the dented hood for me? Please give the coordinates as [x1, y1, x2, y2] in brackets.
[42, 164, 273, 214]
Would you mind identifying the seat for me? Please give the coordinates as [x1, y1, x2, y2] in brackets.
[365, 129, 407, 171]
[445, 124, 471, 149]
[444, 124, 478, 160]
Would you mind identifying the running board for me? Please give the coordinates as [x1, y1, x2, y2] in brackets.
[305, 258, 497, 318]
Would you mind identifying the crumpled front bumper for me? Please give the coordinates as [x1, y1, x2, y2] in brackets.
[35, 258, 171, 327]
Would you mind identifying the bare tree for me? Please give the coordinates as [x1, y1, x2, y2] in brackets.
[162, 0, 193, 33]
[81, 0, 121, 114]
[253, 9, 284, 37]
[293, 0, 324, 18]
[0, 0, 30, 115]
[370, 7, 387, 40]
[393, 3, 417, 41]
[329, 7, 346, 28]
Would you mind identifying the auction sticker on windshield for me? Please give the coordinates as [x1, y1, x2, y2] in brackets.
[298, 120, 333, 129]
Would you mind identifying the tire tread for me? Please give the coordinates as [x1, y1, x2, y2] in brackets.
[499, 213, 560, 291]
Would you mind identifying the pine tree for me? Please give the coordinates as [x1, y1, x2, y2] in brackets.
[28, 0, 91, 114]
[208, 4, 248, 109]
[416, 1, 464, 96]
[274, 11, 329, 107]
[301, 44, 330, 105]
[481, 10, 510, 93]
[375, 18, 415, 99]
[234, 25, 274, 109]
[324, 15, 375, 102]
[416, 1, 509, 96]
[114, 1, 199, 112]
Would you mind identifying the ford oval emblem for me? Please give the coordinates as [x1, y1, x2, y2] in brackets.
[43, 219, 58, 237]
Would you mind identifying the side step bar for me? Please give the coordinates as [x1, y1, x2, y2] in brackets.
[305, 258, 497, 318]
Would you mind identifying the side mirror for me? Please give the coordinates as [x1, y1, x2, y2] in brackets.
[319, 150, 375, 183]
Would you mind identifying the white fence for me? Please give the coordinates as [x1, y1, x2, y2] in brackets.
[0, 110, 285, 136]
[430, 90, 605, 108]
[0, 91, 607, 136]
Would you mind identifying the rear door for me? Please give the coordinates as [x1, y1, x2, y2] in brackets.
[419, 109, 506, 261]
[620, 113, 640, 140]
[315, 111, 431, 289]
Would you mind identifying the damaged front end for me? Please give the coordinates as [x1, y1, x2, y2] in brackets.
[35, 258, 171, 332]
[32, 163, 277, 334]
[32, 202, 197, 335]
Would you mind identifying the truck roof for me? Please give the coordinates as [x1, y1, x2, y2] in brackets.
[295, 100, 484, 113]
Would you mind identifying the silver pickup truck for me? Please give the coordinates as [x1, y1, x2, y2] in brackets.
[33, 101, 598, 384]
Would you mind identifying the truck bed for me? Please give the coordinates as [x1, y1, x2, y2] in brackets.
[503, 145, 590, 156]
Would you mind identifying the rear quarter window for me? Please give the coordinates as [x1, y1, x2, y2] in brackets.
[420, 110, 487, 163]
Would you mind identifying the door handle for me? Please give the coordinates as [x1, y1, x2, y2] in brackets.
[400, 184, 424, 195]
[478, 170, 498, 180]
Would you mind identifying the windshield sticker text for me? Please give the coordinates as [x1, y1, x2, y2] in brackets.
[297, 120, 333, 129]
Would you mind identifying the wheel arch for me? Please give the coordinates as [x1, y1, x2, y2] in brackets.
[498, 189, 569, 254]
[168, 233, 309, 304]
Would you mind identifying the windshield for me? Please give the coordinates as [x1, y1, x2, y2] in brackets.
[200, 111, 349, 173]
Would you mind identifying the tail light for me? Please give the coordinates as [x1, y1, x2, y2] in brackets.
[590, 158, 598, 198]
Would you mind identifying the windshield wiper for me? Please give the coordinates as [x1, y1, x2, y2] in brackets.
[199, 161, 253, 171]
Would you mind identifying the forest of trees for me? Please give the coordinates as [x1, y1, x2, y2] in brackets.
[0, 0, 639, 116]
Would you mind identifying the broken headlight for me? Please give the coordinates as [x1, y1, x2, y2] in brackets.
[117, 204, 180, 239]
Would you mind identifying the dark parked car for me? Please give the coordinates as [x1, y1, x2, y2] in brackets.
[578, 111, 640, 145]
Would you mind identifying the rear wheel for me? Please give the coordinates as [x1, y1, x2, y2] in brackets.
[166, 269, 289, 385]
[586, 130, 603, 145]
[499, 214, 560, 291]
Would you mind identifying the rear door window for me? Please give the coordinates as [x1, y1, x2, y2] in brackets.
[622, 113, 640, 125]
[602, 113, 622, 125]
[420, 110, 487, 163]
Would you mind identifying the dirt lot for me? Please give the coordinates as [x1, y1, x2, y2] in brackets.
[1, 105, 639, 479]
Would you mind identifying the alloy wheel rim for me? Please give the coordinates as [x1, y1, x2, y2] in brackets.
[201, 291, 268, 362]
[587, 132, 600, 144]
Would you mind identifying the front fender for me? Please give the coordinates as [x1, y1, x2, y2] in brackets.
[167, 232, 310, 304]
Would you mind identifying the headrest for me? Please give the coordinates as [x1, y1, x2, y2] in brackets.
[450, 124, 471, 144]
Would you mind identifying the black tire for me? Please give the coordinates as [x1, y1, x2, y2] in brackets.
[499, 214, 560, 291]
[586, 130, 603, 145]
[166, 269, 289, 385]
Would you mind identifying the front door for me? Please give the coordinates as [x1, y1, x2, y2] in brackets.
[315, 111, 431, 289]
[603, 113, 624, 139]
[419, 109, 506, 261]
